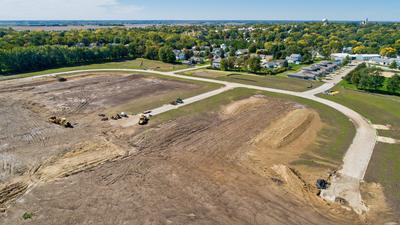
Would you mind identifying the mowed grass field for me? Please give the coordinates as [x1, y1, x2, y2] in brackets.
[319, 82, 400, 213]
[181, 69, 323, 92]
[155, 88, 355, 170]
[0, 58, 190, 81]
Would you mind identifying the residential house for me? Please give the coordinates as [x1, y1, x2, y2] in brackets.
[286, 54, 302, 64]
[220, 44, 227, 51]
[261, 60, 285, 69]
[235, 49, 249, 56]
[75, 42, 85, 47]
[190, 57, 204, 65]
[212, 58, 222, 69]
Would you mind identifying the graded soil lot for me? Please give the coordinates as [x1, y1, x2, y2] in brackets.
[0, 72, 218, 184]
[0, 85, 366, 224]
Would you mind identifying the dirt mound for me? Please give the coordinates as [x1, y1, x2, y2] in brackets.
[0, 181, 29, 209]
[252, 108, 317, 148]
[220, 95, 268, 116]
[35, 139, 127, 182]
[271, 164, 315, 198]
[0, 138, 128, 209]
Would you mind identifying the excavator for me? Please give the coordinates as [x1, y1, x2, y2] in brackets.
[49, 116, 73, 128]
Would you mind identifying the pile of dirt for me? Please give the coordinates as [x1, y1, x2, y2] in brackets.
[220, 95, 267, 116]
[34, 139, 127, 182]
[252, 108, 317, 148]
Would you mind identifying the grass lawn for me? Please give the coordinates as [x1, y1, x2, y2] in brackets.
[276, 63, 308, 77]
[155, 88, 355, 170]
[0, 58, 189, 81]
[182, 69, 323, 92]
[318, 81, 400, 214]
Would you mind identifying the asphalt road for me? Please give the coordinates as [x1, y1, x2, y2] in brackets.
[12, 63, 376, 213]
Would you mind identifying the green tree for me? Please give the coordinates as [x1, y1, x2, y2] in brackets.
[248, 43, 258, 53]
[387, 74, 400, 93]
[389, 61, 398, 69]
[158, 46, 176, 63]
[369, 74, 385, 90]
[144, 46, 159, 60]
[301, 52, 313, 64]
[247, 56, 261, 73]
[220, 57, 236, 71]
[342, 56, 351, 66]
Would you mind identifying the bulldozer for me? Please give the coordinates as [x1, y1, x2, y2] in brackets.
[138, 114, 149, 125]
[49, 116, 73, 128]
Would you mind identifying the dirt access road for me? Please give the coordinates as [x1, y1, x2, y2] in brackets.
[21, 63, 377, 214]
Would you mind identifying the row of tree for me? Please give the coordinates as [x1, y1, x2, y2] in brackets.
[0, 43, 178, 74]
[344, 63, 400, 94]
[0, 44, 132, 74]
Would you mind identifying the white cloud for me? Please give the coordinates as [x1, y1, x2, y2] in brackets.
[0, 0, 143, 20]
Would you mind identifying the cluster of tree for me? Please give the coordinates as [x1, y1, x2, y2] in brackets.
[2, 22, 400, 74]
[219, 56, 289, 75]
[0, 44, 131, 74]
[344, 63, 400, 94]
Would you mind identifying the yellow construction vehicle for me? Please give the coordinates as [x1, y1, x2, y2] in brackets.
[49, 116, 73, 128]
[138, 114, 149, 125]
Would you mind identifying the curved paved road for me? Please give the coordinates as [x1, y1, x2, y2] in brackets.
[12, 65, 376, 213]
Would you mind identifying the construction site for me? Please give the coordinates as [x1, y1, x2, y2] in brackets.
[0, 72, 394, 224]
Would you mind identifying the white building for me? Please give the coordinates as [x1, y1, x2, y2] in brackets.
[331, 53, 381, 62]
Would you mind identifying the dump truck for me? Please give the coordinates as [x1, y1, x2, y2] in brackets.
[49, 116, 73, 128]
[138, 114, 149, 125]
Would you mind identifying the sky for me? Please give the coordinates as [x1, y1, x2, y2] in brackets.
[0, 0, 399, 21]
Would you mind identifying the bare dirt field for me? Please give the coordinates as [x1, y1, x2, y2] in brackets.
[0, 73, 391, 224]
[0, 72, 211, 184]
[0, 83, 367, 225]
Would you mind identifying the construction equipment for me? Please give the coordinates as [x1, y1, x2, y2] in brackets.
[119, 112, 128, 118]
[138, 114, 149, 125]
[176, 98, 184, 104]
[111, 114, 121, 120]
[49, 116, 73, 128]
[171, 98, 185, 105]
[57, 77, 67, 82]
[316, 179, 330, 190]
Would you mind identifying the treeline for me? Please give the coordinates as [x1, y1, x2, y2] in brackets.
[344, 63, 400, 94]
[0, 44, 133, 74]
[0, 44, 179, 74]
